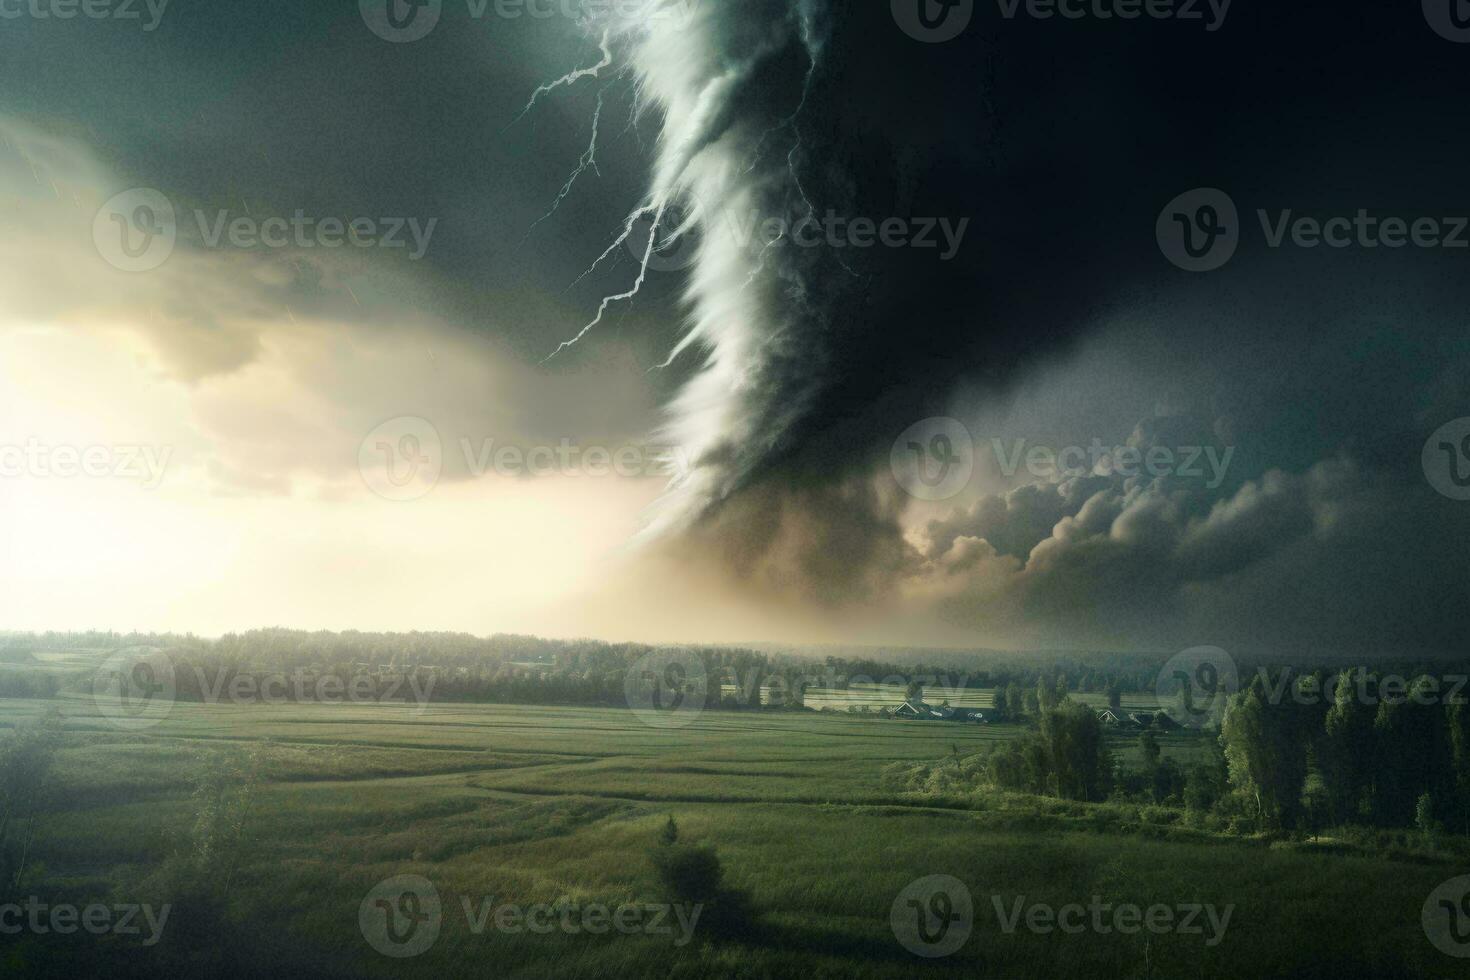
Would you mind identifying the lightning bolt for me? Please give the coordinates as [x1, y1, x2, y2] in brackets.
[738, 22, 857, 279]
[503, 23, 674, 361]
[563, 200, 659, 294]
[507, 29, 615, 130]
[544, 197, 670, 363]
[521, 89, 605, 242]
[739, 230, 785, 293]
[539, 7, 844, 366]
[742, 38, 819, 176]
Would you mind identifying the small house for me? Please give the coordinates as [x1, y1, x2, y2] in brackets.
[894, 701, 950, 720]
[894, 700, 927, 719]
[894, 701, 986, 723]
[1126, 711, 1180, 731]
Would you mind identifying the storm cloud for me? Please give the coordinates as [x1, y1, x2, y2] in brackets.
[571, 0, 1470, 655]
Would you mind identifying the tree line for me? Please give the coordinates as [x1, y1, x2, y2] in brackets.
[1220, 669, 1470, 837]
[925, 668, 1470, 841]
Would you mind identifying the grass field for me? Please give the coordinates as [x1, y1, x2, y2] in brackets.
[0, 694, 1460, 978]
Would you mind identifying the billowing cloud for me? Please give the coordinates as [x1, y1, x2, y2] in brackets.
[0, 115, 660, 499]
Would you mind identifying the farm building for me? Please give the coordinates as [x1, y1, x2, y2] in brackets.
[893, 701, 987, 724]
[1126, 711, 1180, 731]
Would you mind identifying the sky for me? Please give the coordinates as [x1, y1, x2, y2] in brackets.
[1, 1, 1467, 658]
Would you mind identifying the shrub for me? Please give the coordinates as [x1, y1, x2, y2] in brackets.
[651, 843, 723, 902]
[648, 820, 756, 941]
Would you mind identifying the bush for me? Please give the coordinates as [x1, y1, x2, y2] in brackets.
[648, 820, 757, 941]
[651, 843, 723, 902]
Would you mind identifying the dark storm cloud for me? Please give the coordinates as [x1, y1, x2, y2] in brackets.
[612, 0, 1470, 653]
[660, 0, 1470, 502]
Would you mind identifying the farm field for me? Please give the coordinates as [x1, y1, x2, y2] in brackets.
[0, 695, 1458, 978]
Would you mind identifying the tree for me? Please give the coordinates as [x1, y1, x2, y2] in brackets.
[1447, 699, 1470, 835]
[1415, 791, 1443, 849]
[785, 677, 808, 710]
[1322, 669, 1374, 825]
[647, 821, 753, 939]
[1183, 740, 1230, 815]
[1136, 728, 1181, 803]
[659, 815, 679, 846]
[1039, 703, 1111, 801]
[1037, 675, 1059, 714]
[1004, 683, 1024, 720]
[1369, 676, 1448, 828]
[1300, 769, 1329, 841]
[1139, 730, 1162, 770]
[1220, 677, 1307, 829]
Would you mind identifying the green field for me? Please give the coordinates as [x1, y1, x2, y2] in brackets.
[0, 695, 1459, 978]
